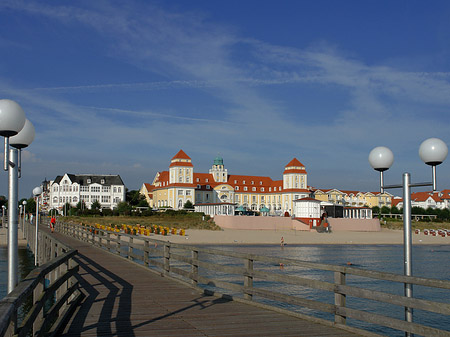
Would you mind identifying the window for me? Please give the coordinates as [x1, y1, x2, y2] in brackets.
[179, 176, 183, 183]
[118, 187, 121, 193]
[101, 179, 105, 184]
[53, 186, 58, 192]
[206, 185, 210, 189]
[53, 197, 57, 203]
[205, 178, 209, 182]
[234, 180, 237, 184]
[251, 181, 254, 185]
[252, 196, 256, 202]
[102, 186, 110, 192]
[178, 190, 184, 196]
[197, 184, 201, 189]
[274, 187, 277, 191]
[101, 195, 110, 203]
[261, 187, 265, 192]
[260, 181, 262, 185]
[252, 187, 256, 191]
[244, 187, 248, 191]
[243, 180, 246, 184]
[91, 186, 100, 193]
[87, 179, 91, 184]
[196, 178, 200, 182]
[186, 190, 191, 196]
[235, 186, 239, 191]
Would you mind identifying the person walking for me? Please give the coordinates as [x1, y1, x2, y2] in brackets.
[50, 216, 56, 233]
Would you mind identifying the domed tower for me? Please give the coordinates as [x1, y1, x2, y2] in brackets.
[209, 154, 228, 183]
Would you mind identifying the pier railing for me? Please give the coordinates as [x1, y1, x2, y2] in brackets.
[0, 222, 83, 337]
[59, 221, 450, 337]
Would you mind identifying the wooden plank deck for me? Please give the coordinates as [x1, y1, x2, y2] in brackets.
[51, 231, 362, 337]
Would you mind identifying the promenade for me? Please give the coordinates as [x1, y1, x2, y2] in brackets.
[48, 229, 361, 336]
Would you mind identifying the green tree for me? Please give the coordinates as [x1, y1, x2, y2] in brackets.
[91, 200, 101, 211]
[372, 206, 380, 215]
[137, 199, 149, 208]
[127, 190, 146, 206]
[183, 200, 194, 209]
[380, 206, 390, 214]
[390, 206, 400, 214]
[0, 195, 6, 208]
[25, 198, 36, 213]
[76, 200, 87, 211]
[116, 201, 132, 215]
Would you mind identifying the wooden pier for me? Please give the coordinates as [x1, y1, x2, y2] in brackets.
[41, 230, 360, 337]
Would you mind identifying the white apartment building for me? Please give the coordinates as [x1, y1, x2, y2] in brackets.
[48, 174, 126, 212]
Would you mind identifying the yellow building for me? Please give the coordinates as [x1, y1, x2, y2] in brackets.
[145, 150, 311, 216]
[313, 189, 392, 208]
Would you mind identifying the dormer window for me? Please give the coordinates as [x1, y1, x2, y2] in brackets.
[243, 180, 246, 184]
[251, 181, 254, 185]
[206, 185, 210, 189]
[261, 187, 265, 192]
[206, 178, 209, 182]
[252, 187, 256, 191]
[235, 186, 239, 191]
[101, 179, 105, 184]
[87, 179, 91, 184]
[260, 181, 262, 185]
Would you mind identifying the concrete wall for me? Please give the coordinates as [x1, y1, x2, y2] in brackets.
[214, 216, 310, 231]
[214, 215, 381, 232]
[328, 218, 381, 231]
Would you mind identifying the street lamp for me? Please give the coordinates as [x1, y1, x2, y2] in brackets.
[33, 186, 42, 266]
[369, 138, 448, 335]
[0, 99, 35, 293]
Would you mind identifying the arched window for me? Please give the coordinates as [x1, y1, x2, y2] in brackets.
[178, 199, 183, 208]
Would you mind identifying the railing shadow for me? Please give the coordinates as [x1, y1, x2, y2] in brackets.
[62, 253, 134, 337]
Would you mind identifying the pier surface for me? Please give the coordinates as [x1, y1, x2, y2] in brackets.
[47, 230, 361, 336]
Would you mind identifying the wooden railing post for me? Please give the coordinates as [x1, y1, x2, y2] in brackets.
[144, 240, 149, 267]
[244, 258, 253, 300]
[107, 232, 111, 252]
[191, 249, 198, 286]
[164, 243, 170, 275]
[334, 271, 347, 325]
[128, 237, 133, 261]
[116, 234, 121, 255]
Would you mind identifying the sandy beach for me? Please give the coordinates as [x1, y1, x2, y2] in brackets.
[1, 226, 448, 247]
[161, 228, 450, 245]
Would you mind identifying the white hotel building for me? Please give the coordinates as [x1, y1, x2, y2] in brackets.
[48, 174, 126, 212]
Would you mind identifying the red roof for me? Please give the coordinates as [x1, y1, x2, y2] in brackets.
[171, 149, 191, 160]
[285, 158, 305, 168]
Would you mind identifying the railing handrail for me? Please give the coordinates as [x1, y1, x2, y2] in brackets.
[0, 222, 83, 337]
[60, 221, 450, 337]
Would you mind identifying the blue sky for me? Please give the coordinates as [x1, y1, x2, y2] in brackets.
[1, 0, 450, 199]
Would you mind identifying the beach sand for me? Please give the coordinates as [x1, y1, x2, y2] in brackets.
[161, 228, 450, 245]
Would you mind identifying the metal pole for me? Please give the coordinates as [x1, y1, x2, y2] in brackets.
[7, 148, 19, 294]
[379, 170, 384, 194]
[431, 165, 437, 192]
[402, 173, 413, 336]
[35, 195, 39, 266]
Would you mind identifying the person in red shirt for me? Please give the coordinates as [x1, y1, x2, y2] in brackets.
[50, 216, 56, 233]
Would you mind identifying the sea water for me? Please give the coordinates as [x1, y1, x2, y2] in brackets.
[197, 244, 450, 336]
[0, 247, 35, 299]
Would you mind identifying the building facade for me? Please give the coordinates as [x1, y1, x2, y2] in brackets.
[313, 189, 392, 208]
[48, 174, 126, 212]
[146, 150, 311, 216]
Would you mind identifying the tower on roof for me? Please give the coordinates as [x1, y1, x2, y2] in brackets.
[283, 158, 307, 190]
[169, 149, 193, 184]
[210, 154, 227, 183]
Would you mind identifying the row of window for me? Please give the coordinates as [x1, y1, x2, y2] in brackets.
[53, 185, 122, 193]
[53, 195, 121, 204]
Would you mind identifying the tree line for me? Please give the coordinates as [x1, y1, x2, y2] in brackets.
[372, 205, 450, 221]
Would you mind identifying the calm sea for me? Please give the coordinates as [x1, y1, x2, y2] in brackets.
[186, 244, 450, 336]
[1, 244, 449, 336]
[0, 246, 35, 299]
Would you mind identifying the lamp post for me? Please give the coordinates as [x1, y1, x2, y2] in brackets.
[33, 186, 42, 266]
[369, 138, 448, 336]
[22, 200, 27, 239]
[0, 99, 35, 293]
